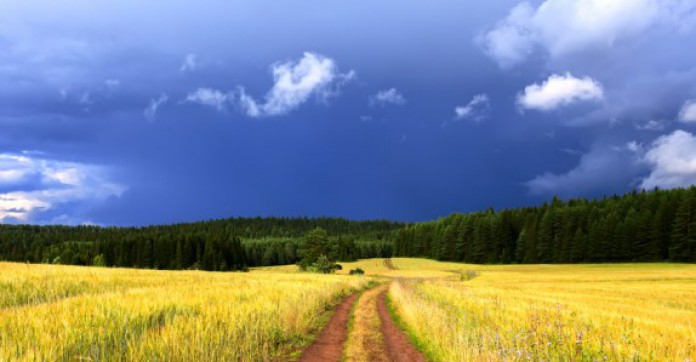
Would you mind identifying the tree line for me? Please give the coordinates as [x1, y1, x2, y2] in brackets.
[0, 217, 400, 270]
[393, 187, 696, 263]
[2, 187, 696, 270]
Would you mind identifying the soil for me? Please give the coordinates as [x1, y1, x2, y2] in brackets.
[299, 258, 427, 362]
[383, 258, 398, 270]
[376, 289, 427, 362]
[297, 292, 359, 362]
[344, 285, 390, 362]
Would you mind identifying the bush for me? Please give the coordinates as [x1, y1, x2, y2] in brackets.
[349, 268, 365, 275]
[312, 255, 337, 274]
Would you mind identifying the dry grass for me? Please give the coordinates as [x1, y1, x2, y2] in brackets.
[6, 258, 694, 361]
[335, 258, 455, 279]
[387, 261, 696, 361]
[344, 285, 388, 362]
[0, 262, 369, 361]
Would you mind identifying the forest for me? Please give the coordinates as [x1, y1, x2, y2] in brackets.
[393, 187, 696, 263]
[1, 187, 696, 270]
[0, 217, 398, 271]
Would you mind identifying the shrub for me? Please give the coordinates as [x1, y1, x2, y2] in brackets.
[312, 255, 337, 274]
[349, 268, 365, 275]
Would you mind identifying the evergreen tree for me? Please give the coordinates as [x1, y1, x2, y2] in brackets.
[670, 188, 696, 261]
[298, 228, 333, 270]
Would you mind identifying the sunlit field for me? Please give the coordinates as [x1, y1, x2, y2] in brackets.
[384, 259, 696, 361]
[0, 262, 368, 361]
[3, 259, 695, 362]
[256, 258, 696, 360]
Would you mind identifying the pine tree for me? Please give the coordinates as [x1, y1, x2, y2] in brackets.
[570, 227, 585, 262]
[298, 228, 333, 270]
[670, 189, 696, 261]
[439, 226, 457, 261]
[537, 210, 556, 263]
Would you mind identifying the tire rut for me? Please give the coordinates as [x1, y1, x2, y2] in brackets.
[298, 291, 360, 362]
[377, 288, 427, 362]
[299, 258, 426, 362]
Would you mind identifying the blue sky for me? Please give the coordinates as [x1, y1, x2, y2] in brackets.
[1, 0, 696, 225]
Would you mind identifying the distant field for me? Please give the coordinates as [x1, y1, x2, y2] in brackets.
[2, 260, 694, 361]
[0, 262, 367, 361]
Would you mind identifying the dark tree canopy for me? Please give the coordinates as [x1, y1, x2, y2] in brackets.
[393, 187, 696, 263]
[2, 187, 696, 271]
[0, 217, 400, 271]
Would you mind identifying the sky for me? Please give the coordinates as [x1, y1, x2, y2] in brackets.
[1, 0, 696, 226]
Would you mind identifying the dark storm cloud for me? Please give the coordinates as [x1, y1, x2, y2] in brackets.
[1, 0, 695, 225]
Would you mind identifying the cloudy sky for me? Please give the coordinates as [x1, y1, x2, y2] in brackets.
[1, 0, 696, 225]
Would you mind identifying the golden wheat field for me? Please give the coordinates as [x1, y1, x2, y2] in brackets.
[379, 259, 696, 362]
[2, 260, 695, 362]
[0, 262, 368, 362]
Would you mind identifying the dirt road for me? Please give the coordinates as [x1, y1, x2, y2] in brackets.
[376, 289, 426, 362]
[298, 292, 360, 362]
[299, 259, 427, 362]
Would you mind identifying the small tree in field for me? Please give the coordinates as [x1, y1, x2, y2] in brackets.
[349, 268, 365, 275]
[298, 228, 339, 273]
[311, 255, 337, 274]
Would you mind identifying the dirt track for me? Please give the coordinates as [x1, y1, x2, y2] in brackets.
[298, 259, 427, 362]
[298, 292, 359, 362]
[376, 289, 426, 362]
[383, 258, 398, 270]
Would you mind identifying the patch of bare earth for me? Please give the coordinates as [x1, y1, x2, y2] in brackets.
[377, 288, 427, 362]
[298, 292, 359, 362]
[383, 258, 398, 270]
[299, 260, 427, 362]
[344, 285, 390, 362]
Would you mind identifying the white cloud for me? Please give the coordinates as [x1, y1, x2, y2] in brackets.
[640, 130, 696, 189]
[517, 73, 603, 111]
[180, 53, 197, 72]
[626, 141, 642, 153]
[636, 119, 667, 131]
[480, 3, 538, 68]
[0, 153, 124, 223]
[530, 130, 696, 196]
[143, 93, 169, 122]
[370, 88, 406, 106]
[237, 88, 262, 117]
[481, 0, 695, 67]
[526, 143, 643, 197]
[454, 94, 490, 121]
[678, 99, 696, 123]
[185, 88, 230, 111]
[236, 52, 355, 117]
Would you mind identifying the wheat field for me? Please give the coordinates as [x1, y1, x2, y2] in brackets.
[0, 262, 368, 361]
[383, 260, 696, 361]
[2, 260, 695, 361]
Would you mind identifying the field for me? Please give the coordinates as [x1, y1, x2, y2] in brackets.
[0, 263, 368, 361]
[352, 259, 696, 361]
[2, 260, 695, 361]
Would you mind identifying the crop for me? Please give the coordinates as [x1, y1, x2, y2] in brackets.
[4, 258, 694, 361]
[0, 262, 368, 361]
[387, 261, 696, 361]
